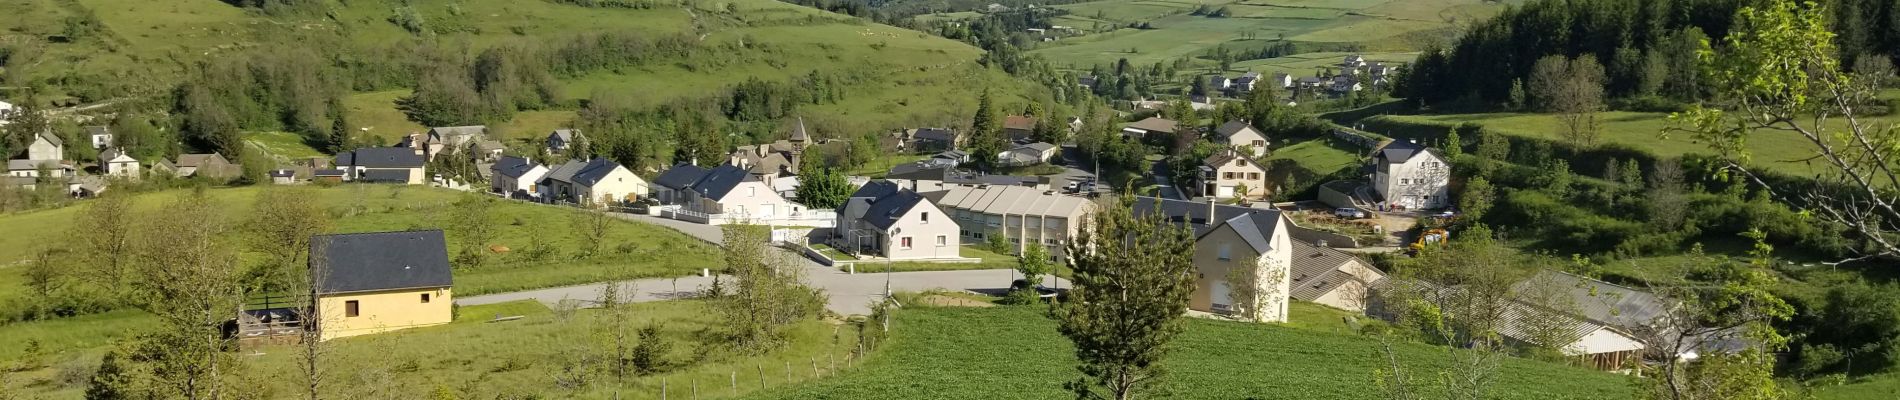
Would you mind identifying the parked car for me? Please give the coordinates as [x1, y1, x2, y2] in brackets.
[1333, 207, 1367, 219]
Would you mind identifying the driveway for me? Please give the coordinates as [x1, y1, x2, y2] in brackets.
[462, 211, 1066, 315]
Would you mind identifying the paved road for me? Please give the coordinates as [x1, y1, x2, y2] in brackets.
[460, 211, 1066, 315]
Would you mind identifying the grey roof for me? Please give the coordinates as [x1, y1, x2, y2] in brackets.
[886, 163, 952, 181]
[99, 147, 131, 162]
[571, 158, 627, 186]
[688, 164, 755, 200]
[1211, 211, 1284, 255]
[313, 169, 347, 177]
[1132, 196, 1273, 235]
[654, 164, 711, 190]
[339, 148, 423, 169]
[1517, 270, 1670, 329]
[491, 156, 540, 179]
[860, 190, 927, 231]
[35, 130, 62, 147]
[926, 185, 1092, 218]
[474, 140, 505, 152]
[850, 179, 901, 199]
[913, 128, 956, 142]
[790, 117, 810, 141]
[542, 159, 588, 183]
[1376, 140, 1433, 164]
[1213, 120, 1257, 138]
[1125, 117, 1177, 134]
[268, 169, 295, 178]
[428, 126, 487, 139]
[360, 169, 412, 183]
[550, 129, 581, 142]
[1288, 241, 1382, 301]
[935, 150, 969, 159]
[176, 153, 227, 168]
[7, 159, 57, 171]
[85, 126, 110, 138]
[1018, 142, 1056, 152]
[310, 230, 453, 294]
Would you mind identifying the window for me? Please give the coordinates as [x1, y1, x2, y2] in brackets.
[936, 235, 947, 246]
[1400, 178, 1410, 185]
[1248, 173, 1260, 180]
[1217, 244, 1231, 261]
[1251, 140, 1264, 147]
[922, 212, 930, 224]
[1237, 159, 1247, 166]
[900, 237, 913, 249]
[1010, 238, 1020, 244]
[345, 300, 360, 317]
[748, 187, 756, 197]
[421, 293, 431, 303]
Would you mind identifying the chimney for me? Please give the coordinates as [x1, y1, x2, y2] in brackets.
[1205, 196, 1216, 222]
[1317, 239, 1328, 248]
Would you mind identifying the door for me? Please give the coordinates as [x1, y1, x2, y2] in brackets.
[758, 204, 776, 218]
[1210, 280, 1232, 312]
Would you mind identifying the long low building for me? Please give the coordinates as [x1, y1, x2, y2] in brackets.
[921, 185, 1094, 263]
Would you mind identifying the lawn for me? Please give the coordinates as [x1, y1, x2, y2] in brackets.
[0, 185, 722, 317]
[1, 300, 864, 399]
[850, 245, 1022, 273]
[744, 305, 1632, 399]
[245, 131, 329, 160]
[344, 90, 429, 143]
[1035, 0, 1508, 70]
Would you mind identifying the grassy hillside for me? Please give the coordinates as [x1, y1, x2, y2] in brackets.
[0, 185, 720, 309]
[1357, 111, 1853, 177]
[747, 305, 1633, 399]
[1029, 0, 1518, 71]
[4, 0, 1034, 146]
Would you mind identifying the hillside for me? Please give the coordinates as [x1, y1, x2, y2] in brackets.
[0, 0, 1038, 146]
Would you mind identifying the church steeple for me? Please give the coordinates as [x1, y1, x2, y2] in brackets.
[789, 117, 809, 170]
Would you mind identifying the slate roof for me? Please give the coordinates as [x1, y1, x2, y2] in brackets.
[310, 230, 453, 294]
[491, 156, 540, 179]
[1376, 140, 1429, 164]
[359, 169, 412, 183]
[339, 148, 424, 169]
[571, 158, 627, 186]
[7, 159, 56, 171]
[35, 130, 62, 147]
[474, 140, 505, 152]
[176, 153, 227, 168]
[913, 128, 956, 142]
[886, 163, 953, 181]
[98, 148, 132, 162]
[1213, 120, 1257, 138]
[1131, 196, 1272, 234]
[550, 129, 581, 142]
[851, 179, 901, 199]
[313, 169, 347, 177]
[1288, 241, 1383, 302]
[688, 164, 755, 200]
[860, 190, 927, 231]
[542, 159, 588, 183]
[1210, 211, 1284, 255]
[85, 126, 110, 138]
[1125, 117, 1178, 134]
[790, 117, 810, 141]
[654, 164, 711, 190]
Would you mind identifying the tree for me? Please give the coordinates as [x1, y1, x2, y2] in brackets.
[1375, 225, 1531, 400]
[969, 89, 1005, 171]
[1015, 244, 1053, 288]
[1458, 177, 1496, 222]
[713, 225, 825, 353]
[794, 162, 852, 209]
[69, 192, 136, 295]
[1506, 79, 1527, 110]
[1056, 194, 1197, 400]
[1645, 159, 1688, 232]
[1223, 255, 1285, 323]
[1671, 0, 1900, 262]
[630, 324, 671, 375]
[245, 187, 332, 294]
[1530, 55, 1607, 147]
[447, 193, 497, 267]
[1631, 235, 1795, 400]
[570, 201, 613, 259]
[128, 190, 245, 400]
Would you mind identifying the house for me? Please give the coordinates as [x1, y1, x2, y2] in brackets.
[308, 230, 454, 341]
[1342, 54, 1367, 71]
[1331, 75, 1362, 93]
[933, 150, 971, 165]
[86, 126, 112, 149]
[886, 163, 1047, 192]
[1370, 140, 1450, 209]
[472, 140, 505, 162]
[1271, 73, 1294, 90]
[546, 129, 584, 155]
[1195, 149, 1269, 200]
[1296, 76, 1325, 89]
[1208, 75, 1233, 90]
[984, 3, 1010, 12]
[1288, 241, 1386, 312]
[1003, 115, 1037, 142]
[335, 148, 426, 184]
[652, 163, 711, 205]
[269, 169, 297, 184]
[1231, 72, 1261, 92]
[998, 142, 1057, 166]
[921, 184, 1094, 262]
[150, 159, 178, 177]
[835, 180, 962, 260]
[1374, 272, 1654, 371]
[489, 156, 548, 198]
[99, 148, 140, 179]
[1077, 75, 1097, 88]
[677, 164, 807, 219]
[1211, 120, 1269, 157]
[408, 126, 489, 161]
[0, 100, 12, 125]
[176, 153, 241, 179]
[69, 175, 108, 198]
[539, 158, 647, 206]
[729, 118, 838, 179]
[903, 128, 959, 152]
[6, 159, 73, 178]
[23, 130, 62, 161]
[1120, 117, 1178, 141]
[1133, 197, 1294, 322]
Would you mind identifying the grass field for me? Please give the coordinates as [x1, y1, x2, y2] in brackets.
[1035, 0, 1514, 70]
[0, 185, 720, 311]
[245, 131, 328, 160]
[1, 300, 863, 399]
[745, 305, 1632, 399]
[1360, 111, 1841, 177]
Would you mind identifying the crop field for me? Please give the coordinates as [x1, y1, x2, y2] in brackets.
[1234, 51, 1420, 78]
[0, 185, 720, 302]
[745, 305, 1633, 399]
[1033, 0, 1517, 70]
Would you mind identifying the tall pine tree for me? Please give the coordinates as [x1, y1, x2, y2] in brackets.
[1057, 194, 1198, 400]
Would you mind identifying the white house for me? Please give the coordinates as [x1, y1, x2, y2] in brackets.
[86, 126, 113, 149]
[100, 148, 140, 179]
[490, 156, 548, 198]
[335, 147, 426, 184]
[835, 180, 962, 260]
[540, 158, 647, 206]
[677, 164, 807, 220]
[1211, 120, 1269, 157]
[1371, 140, 1450, 209]
[1133, 197, 1294, 323]
[25, 131, 62, 161]
[1194, 149, 1269, 200]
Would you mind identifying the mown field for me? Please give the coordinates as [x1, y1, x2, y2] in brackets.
[1032, 0, 1519, 70]
[0, 300, 862, 399]
[746, 303, 1633, 399]
[0, 185, 720, 304]
[1357, 111, 1846, 177]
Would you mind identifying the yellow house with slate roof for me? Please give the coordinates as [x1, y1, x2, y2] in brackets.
[309, 230, 454, 341]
